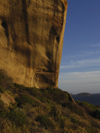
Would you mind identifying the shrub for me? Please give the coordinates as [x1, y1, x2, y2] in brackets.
[15, 95, 35, 107]
[0, 109, 7, 117]
[57, 115, 66, 128]
[9, 108, 27, 126]
[86, 127, 98, 133]
[70, 117, 79, 124]
[26, 87, 41, 97]
[78, 101, 96, 111]
[62, 102, 86, 116]
[0, 70, 4, 82]
[0, 100, 8, 117]
[36, 115, 55, 129]
[50, 106, 58, 117]
[0, 99, 4, 107]
[49, 105, 61, 121]
[0, 70, 13, 91]
[77, 101, 100, 118]
[40, 88, 70, 104]
[14, 83, 25, 92]
[91, 109, 100, 120]
[0, 86, 5, 93]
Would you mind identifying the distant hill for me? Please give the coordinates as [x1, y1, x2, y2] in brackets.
[77, 92, 92, 96]
[0, 70, 100, 132]
[72, 93, 100, 106]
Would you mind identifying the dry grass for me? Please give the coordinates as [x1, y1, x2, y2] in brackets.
[0, 70, 100, 132]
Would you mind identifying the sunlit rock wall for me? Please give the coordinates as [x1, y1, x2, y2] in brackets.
[0, 0, 68, 88]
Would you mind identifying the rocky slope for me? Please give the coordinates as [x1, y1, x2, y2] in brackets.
[0, 70, 100, 133]
[0, 0, 68, 88]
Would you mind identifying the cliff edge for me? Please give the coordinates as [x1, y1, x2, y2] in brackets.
[0, 0, 68, 88]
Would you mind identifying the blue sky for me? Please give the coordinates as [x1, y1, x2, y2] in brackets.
[58, 0, 100, 94]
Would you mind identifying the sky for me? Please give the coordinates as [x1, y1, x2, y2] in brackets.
[58, 0, 100, 94]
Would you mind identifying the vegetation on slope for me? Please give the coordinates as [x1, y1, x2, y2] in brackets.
[0, 70, 100, 133]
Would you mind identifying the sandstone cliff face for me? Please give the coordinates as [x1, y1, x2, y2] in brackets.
[0, 0, 68, 88]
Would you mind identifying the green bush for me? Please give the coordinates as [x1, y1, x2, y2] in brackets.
[0, 100, 4, 107]
[36, 115, 55, 129]
[0, 70, 13, 91]
[57, 115, 66, 128]
[70, 117, 79, 124]
[40, 88, 70, 104]
[91, 109, 100, 120]
[50, 106, 58, 117]
[78, 101, 96, 111]
[0, 70, 4, 82]
[14, 83, 25, 92]
[9, 108, 27, 126]
[14, 84, 42, 99]
[86, 127, 98, 133]
[77, 101, 100, 118]
[0, 100, 8, 117]
[0, 86, 5, 93]
[26, 87, 41, 97]
[0, 108, 7, 117]
[15, 95, 35, 107]
[64, 102, 85, 117]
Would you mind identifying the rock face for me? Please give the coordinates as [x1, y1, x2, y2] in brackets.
[0, 0, 68, 88]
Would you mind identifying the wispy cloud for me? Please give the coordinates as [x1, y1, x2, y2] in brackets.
[59, 71, 100, 81]
[59, 71, 100, 93]
[84, 51, 100, 55]
[91, 44, 100, 47]
[60, 58, 100, 69]
[62, 50, 100, 62]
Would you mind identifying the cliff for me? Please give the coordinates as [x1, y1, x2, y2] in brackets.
[0, 0, 68, 88]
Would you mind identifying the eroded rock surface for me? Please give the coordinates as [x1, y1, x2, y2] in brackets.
[0, 0, 68, 88]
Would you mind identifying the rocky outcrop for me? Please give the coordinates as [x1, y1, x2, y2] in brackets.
[1, 93, 15, 106]
[0, 0, 68, 88]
